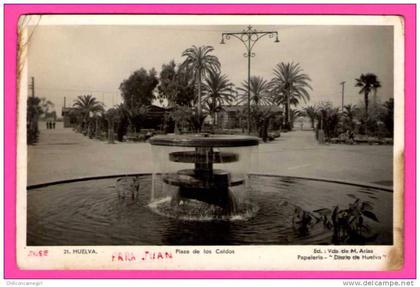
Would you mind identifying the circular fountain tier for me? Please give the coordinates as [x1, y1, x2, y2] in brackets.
[169, 151, 239, 163]
[149, 134, 260, 147]
[149, 134, 259, 217]
[163, 169, 245, 188]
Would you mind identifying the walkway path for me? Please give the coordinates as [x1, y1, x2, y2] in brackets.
[258, 131, 393, 186]
[28, 122, 153, 185]
[28, 122, 393, 186]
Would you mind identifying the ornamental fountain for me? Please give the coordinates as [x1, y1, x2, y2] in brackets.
[148, 134, 259, 219]
[26, 133, 392, 246]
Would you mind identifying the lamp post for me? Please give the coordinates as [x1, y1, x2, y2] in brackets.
[340, 81, 346, 111]
[220, 25, 279, 134]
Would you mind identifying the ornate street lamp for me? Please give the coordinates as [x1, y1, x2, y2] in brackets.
[221, 25, 279, 134]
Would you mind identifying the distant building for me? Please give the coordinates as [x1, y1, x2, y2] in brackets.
[142, 105, 173, 131]
[216, 105, 244, 129]
[62, 107, 77, 128]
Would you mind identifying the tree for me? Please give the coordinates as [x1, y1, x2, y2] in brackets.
[181, 45, 221, 116]
[119, 68, 158, 131]
[302, 105, 318, 129]
[27, 97, 52, 144]
[38, 98, 55, 119]
[252, 107, 281, 141]
[289, 108, 304, 129]
[114, 104, 130, 141]
[105, 107, 122, 143]
[169, 105, 194, 134]
[158, 60, 195, 107]
[72, 95, 104, 134]
[120, 68, 158, 108]
[202, 70, 235, 127]
[73, 95, 104, 116]
[237, 76, 272, 110]
[157, 60, 177, 105]
[355, 73, 381, 117]
[270, 62, 312, 130]
[20, 17, 43, 144]
[237, 76, 272, 133]
[380, 98, 393, 137]
[316, 102, 340, 140]
[342, 104, 359, 133]
[125, 104, 150, 133]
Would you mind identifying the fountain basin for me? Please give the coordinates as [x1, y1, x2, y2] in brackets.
[27, 174, 392, 246]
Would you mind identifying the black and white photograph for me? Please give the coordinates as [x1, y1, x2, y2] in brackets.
[19, 15, 403, 269]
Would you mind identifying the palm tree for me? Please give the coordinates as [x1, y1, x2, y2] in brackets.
[342, 104, 358, 133]
[181, 45, 221, 115]
[342, 104, 358, 121]
[316, 102, 341, 140]
[202, 70, 235, 127]
[237, 76, 272, 110]
[289, 108, 305, 129]
[302, 105, 318, 129]
[355, 73, 381, 117]
[105, 108, 116, 143]
[270, 62, 312, 130]
[237, 76, 273, 134]
[73, 95, 104, 132]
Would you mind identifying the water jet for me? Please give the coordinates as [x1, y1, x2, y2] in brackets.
[149, 134, 259, 219]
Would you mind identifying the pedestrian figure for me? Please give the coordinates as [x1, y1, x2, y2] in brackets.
[52, 121, 56, 129]
[46, 121, 49, 129]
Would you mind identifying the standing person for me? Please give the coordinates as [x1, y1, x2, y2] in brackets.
[46, 121, 49, 129]
[52, 121, 56, 129]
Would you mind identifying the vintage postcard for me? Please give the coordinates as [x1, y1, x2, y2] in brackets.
[12, 12, 408, 273]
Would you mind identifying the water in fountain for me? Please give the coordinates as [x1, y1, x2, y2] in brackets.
[147, 134, 260, 221]
[149, 141, 259, 221]
[27, 175, 392, 245]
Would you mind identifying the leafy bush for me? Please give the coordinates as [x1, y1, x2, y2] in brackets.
[293, 198, 379, 244]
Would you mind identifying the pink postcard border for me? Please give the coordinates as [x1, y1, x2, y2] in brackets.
[4, 4, 416, 279]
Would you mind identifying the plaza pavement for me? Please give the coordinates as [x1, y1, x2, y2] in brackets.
[27, 122, 393, 186]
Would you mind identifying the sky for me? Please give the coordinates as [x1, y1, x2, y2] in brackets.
[27, 23, 394, 116]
